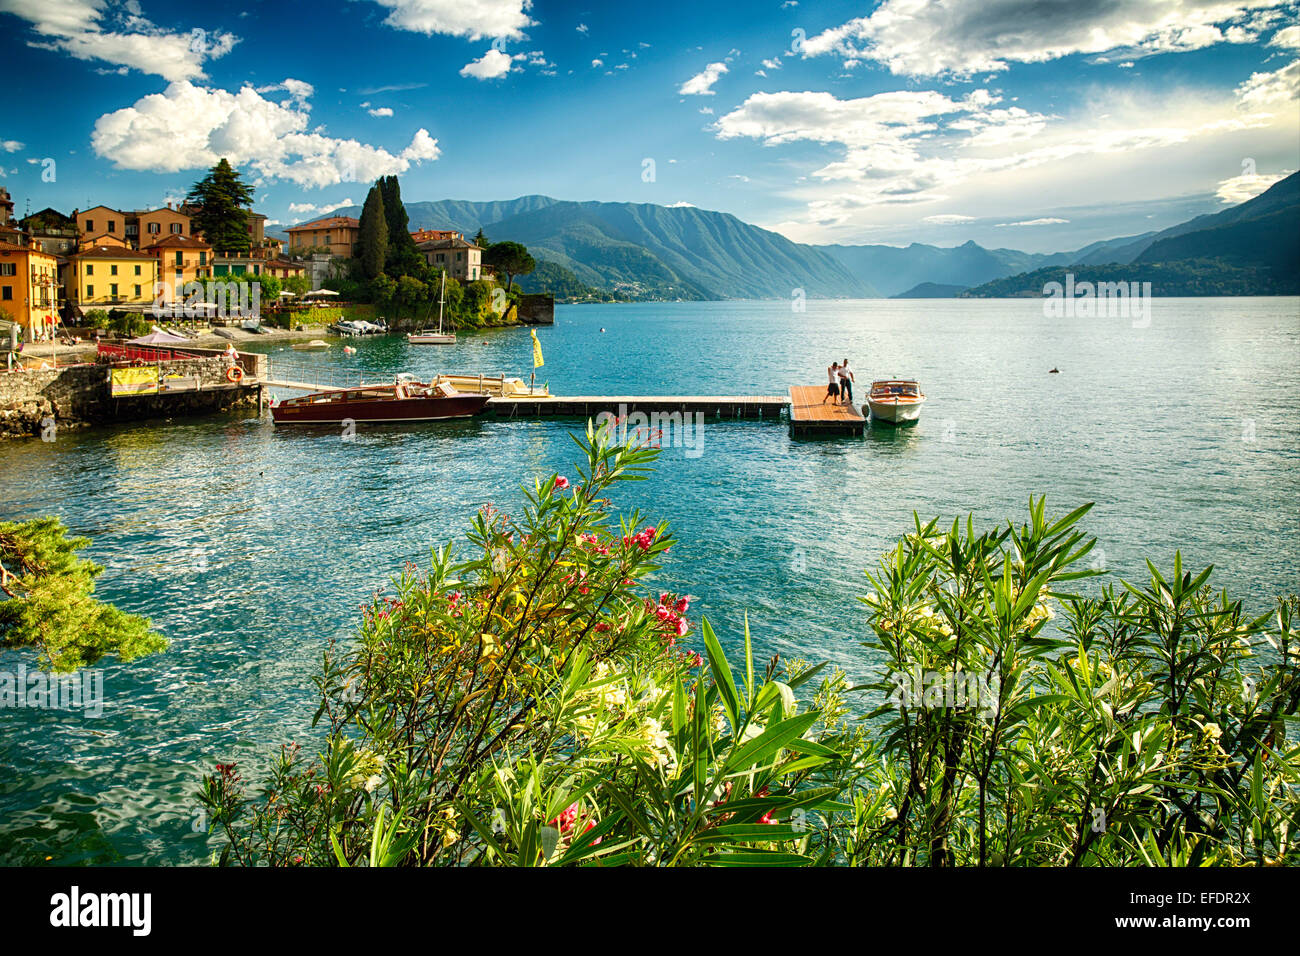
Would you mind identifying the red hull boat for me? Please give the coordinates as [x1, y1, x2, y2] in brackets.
[271, 378, 489, 425]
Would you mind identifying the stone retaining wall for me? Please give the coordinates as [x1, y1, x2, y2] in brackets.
[0, 356, 262, 440]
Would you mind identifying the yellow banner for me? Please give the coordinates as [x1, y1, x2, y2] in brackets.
[110, 367, 159, 397]
[531, 329, 544, 369]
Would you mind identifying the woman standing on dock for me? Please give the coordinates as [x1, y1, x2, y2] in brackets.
[823, 361, 840, 404]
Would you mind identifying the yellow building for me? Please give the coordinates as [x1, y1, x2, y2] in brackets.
[67, 245, 160, 308]
[0, 238, 60, 337]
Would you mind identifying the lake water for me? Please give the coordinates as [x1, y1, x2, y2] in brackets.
[1, 297, 1297, 864]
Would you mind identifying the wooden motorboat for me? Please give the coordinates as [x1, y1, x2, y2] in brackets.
[866, 379, 925, 424]
[431, 373, 548, 398]
[271, 375, 489, 424]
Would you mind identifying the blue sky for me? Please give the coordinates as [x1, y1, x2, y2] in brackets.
[1, 0, 1297, 253]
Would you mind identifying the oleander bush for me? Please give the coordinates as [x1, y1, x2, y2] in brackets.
[201, 425, 1298, 866]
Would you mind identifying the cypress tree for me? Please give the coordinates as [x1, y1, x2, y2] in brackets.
[379, 175, 421, 275]
[358, 184, 389, 280]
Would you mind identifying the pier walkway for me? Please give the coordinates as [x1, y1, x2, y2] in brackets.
[486, 395, 787, 419]
[788, 385, 866, 436]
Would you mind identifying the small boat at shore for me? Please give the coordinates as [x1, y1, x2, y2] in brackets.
[866, 379, 925, 425]
[292, 339, 331, 351]
[271, 375, 489, 424]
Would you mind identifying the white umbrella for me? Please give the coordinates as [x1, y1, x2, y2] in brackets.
[301, 289, 339, 298]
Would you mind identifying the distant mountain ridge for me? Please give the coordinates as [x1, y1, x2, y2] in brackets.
[277, 172, 1299, 300]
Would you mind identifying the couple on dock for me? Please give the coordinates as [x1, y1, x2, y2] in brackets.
[823, 358, 856, 405]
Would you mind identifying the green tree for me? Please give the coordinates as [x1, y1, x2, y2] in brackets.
[379, 175, 422, 277]
[483, 240, 536, 293]
[472, 228, 487, 248]
[0, 517, 166, 672]
[358, 185, 389, 280]
[284, 275, 311, 296]
[186, 159, 255, 255]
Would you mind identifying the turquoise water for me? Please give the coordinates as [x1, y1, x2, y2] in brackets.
[1, 297, 1297, 864]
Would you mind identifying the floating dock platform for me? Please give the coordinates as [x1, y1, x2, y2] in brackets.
[788, 385, 866, 436]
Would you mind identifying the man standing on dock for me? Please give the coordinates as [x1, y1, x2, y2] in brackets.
[838, 359, 855, 405]
[823, 361, 840, 404]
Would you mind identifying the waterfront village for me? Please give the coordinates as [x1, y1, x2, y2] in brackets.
[0, 183, 491, 346]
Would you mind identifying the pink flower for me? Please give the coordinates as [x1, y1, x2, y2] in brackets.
[675, 617, 689, 637]
[555, 476, 569, 490]
[675, 597, 690, 614]
[551, 803, 579, 834]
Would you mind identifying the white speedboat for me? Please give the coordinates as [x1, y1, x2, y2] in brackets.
[866, 379, 925, 424]
[291, 339, 331, 351]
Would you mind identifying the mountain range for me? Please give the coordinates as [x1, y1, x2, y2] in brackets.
[278, 171, 1299, 300]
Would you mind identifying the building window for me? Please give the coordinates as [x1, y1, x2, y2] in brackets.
[86, 264, 93, 275]
[107, 220, 116, 233]
[0, 263, 13, 276]
[175, 251, 183, 266]
[86, 285, 93, 297]
[1, 287, 10, 301]
[199, 252, 207, 265]
[171, 223, 182, 234]
[149, 222, 160, 234]
[110, 283, 118, 297]
[85, 220, 94, 232]
[135, 265, 141, 275]
[134, 284, 141, 297]
[111, 264, 118, 275]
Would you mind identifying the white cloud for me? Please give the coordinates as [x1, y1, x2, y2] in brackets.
[1271, 25, 1300, 48]
[1215, 170, 1286, 202]
[995, 217, 1069, 227]
[800, 0, 1295, 77]
[923, 214, 976, 224]
[91, 80, 440, 189]
[1, 140, 23, 152]
[665, 201, 696, 207]
[288, 199, 354, 216]
[459, 48, 525, 79]
[1235, 56, 1300, 108]
[368, 0, 533, 39]
[718, 84, 1290, 240]
[576, 22, 588, 33]
[0, 0, 238, 81]
[679, 61, 728, 95]
[591, 58, 603, 68]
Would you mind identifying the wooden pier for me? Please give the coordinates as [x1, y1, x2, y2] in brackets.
[788, 385, 866, 436]
[486, 395, 788, 420]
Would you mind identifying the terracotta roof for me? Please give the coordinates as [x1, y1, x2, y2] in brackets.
[142, 234, 211, 250]
[417, 236, 482, 251]
[286, 216, 359, 232]
[0, 240, 57, 259]
[72, 245, 160, 260]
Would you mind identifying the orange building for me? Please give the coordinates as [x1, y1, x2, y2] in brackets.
[410, 228, 463, 244]
[74, 205, 128, 245]
[144, 234, 213, 296]
[285, 216, 360, 257]
[136, 205, 192, 245]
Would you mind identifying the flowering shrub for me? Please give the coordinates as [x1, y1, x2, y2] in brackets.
[201, 423, 854, 865]
[201, 437, 1298, 867]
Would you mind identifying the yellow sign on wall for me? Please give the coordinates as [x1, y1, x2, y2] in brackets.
[110, 367, 159, 397]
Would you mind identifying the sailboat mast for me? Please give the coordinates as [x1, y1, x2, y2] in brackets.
[437, 272, 446, 334]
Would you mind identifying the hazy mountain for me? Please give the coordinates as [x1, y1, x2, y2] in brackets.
[821, 241, 1043, 297]
[276, 173, 1298, 301]
[891, 282, 969, 299]
[317, 196, 876, 300]
[962, 172, 1300, 297]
